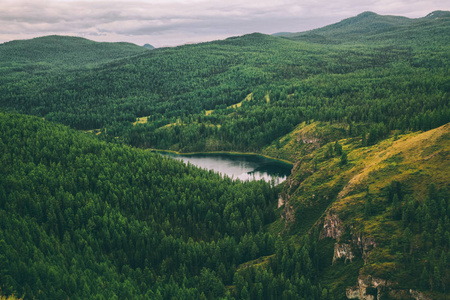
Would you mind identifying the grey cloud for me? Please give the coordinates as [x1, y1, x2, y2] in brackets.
[0, 0, 448, 46]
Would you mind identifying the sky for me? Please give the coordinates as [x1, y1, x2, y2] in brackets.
[0, 0, 448, 47]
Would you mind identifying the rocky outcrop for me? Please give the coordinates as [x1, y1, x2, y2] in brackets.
[278, 195, 285, 208]
[279, 193, 295, 231]
[346, 276, 433, 299]
[279, 177, 300, 230]
[320, 213, 355, 264]
[333, 243, 355, 263]
[334, 232, 376, 264]
[321, 212, 378, 266]
[346, 286, 361, 299]
[352, 233, 377, 263]
[346, 275, 392, 299]
[296, 134, 320, 149]
[321, 212, 343, 240]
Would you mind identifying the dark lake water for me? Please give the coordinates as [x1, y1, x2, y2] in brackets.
[158, 152, 292, 184]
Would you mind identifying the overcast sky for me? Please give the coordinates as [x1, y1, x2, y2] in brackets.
[0, 0, 448, 47]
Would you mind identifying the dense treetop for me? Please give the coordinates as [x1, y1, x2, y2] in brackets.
[0, 112, 285, 299]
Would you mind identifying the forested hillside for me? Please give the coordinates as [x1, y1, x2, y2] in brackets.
[0, 10, 449, 299]
[0, 112, 282, 299]
[1, 112, 448, 299]
[0, 12, 448, 152]
[0, 35, 147, 68]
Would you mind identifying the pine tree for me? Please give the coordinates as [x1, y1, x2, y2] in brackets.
[340, 151, 348, 165]
[433, 266, 442, 291]
[325, 143, 333, 158]
[402, 227, 413, 254]
[420, 266, 430, 290]
[392, 194, 401, 220]
[364, 197, 374, 217]
[334, 141, 343, 156]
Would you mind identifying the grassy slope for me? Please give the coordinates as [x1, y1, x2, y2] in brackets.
[0, 296, 19, 300]
[273, 121, 449, 296]
[262, 121, 349, 162]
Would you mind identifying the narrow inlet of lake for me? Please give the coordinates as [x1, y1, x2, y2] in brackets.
[158, 152, 292, 184]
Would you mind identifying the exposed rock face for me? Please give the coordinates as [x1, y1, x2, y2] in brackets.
[346, 275, 391, 299]
[321, 212, 343, 240]
[346, 286, 361, 299]
[296, 134, 320, 149]
[279, 177, 300, 230]
[320, 213, 355, 264]
[279, 193, 295, 231]
[346, 276, 433, 299]
[320, 211, 379, 269]
[333, 243, 354, 263]
[352, 233, 377, 262]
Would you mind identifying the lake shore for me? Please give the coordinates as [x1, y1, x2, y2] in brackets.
[147, 148, 294, 165]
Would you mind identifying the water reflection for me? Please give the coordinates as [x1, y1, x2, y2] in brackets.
[158, 152, 292, 184]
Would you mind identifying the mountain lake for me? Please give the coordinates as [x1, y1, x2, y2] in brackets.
[157, 152, 293, 185]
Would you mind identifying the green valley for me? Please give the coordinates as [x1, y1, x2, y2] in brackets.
[0, 10, 449, 300]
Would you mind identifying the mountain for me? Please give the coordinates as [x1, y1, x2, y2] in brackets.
[266, 120, 450, 297]
[0, 11, 449, 299]
[4, 28, 450, 151]
[143, 43, 155, 50]
[278, 11, 450, 44]
[1, 23, 448, 135]
[0, 35, 146, 68]
[272, 32, 293, 36]
[424, 10, 450, 19]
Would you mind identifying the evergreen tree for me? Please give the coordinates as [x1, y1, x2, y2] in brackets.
[340, 152, 348, 165]
[334, 141, 343, 156]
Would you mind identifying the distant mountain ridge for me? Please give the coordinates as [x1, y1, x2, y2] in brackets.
[424, 10, 450, 19]
[143, 43, 155, 50]
[275, 10, 450, 43]
[0, 35, 147, 68]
